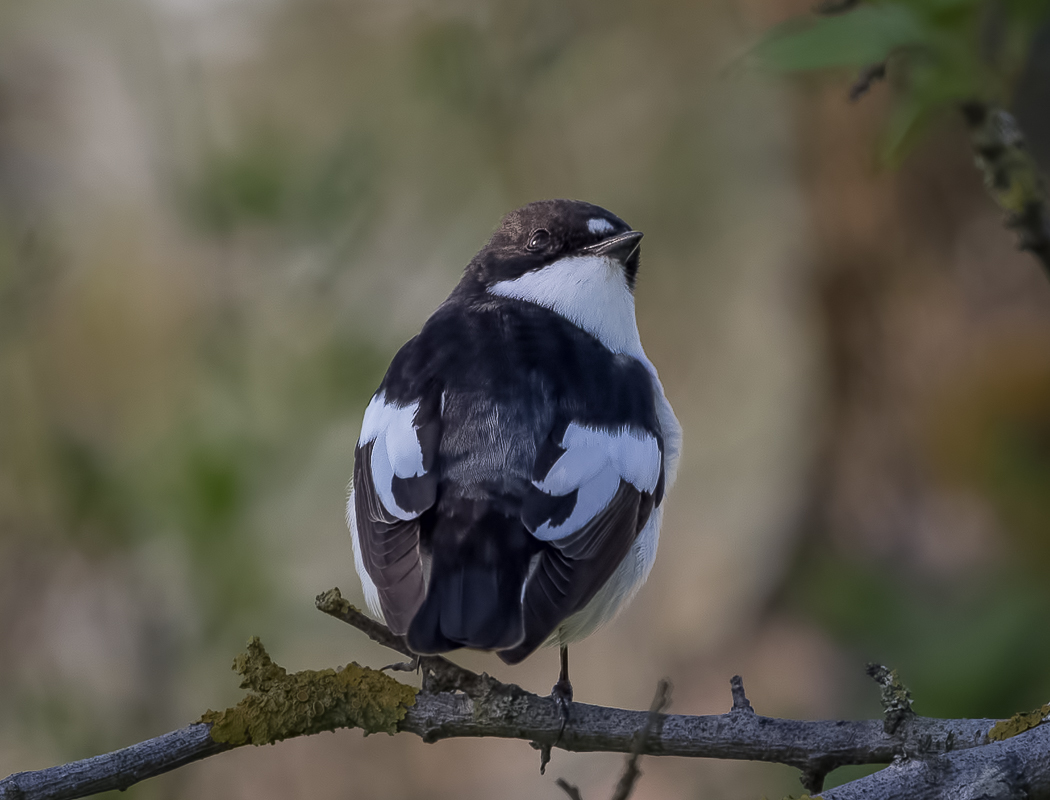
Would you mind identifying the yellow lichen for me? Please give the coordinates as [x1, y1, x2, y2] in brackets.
[315, 587, 352, 616]
[987, 704, 1050, 742]
[199, 636, 417, 746]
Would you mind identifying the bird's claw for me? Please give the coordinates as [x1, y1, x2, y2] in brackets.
[551, 678, 573, 741]
[551, 678, 574, 705]
[381, 656, 420, 673]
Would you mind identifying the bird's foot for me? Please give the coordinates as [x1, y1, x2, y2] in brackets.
[551, 677, 574, 705]
[551, 678, 573, 741]
[382, 656, 420, 673]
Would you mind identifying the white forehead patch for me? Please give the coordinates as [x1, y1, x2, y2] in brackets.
[587, 217, 615, 235]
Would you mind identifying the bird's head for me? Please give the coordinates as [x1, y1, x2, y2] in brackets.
[469, 199, 644, 292]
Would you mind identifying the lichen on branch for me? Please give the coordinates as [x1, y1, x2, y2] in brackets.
[866, 663, 914, 734]
[199, 636, 417, 746]
[987, 703, 1050, 743]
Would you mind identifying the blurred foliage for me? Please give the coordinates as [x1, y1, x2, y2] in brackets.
[188, 133, 293, 234]
[925, 346, 1050, 562]
[789, 548, 1050, 717]
[184, 128, 379, 242]
[52, 432, 138, 549]
[414, 22, 493, 115]
[753, 0, 1050, 162]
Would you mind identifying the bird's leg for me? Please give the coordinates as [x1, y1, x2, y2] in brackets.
[551, 645, 573, 737]
[553, 645, 573, 702]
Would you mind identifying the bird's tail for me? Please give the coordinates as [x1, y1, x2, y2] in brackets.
[406, 507, 532, 654]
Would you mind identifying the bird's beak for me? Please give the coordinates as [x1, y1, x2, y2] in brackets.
[583, 230, 644, 261]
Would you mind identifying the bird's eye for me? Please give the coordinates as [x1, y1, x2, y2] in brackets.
[527, 229, 551, 251]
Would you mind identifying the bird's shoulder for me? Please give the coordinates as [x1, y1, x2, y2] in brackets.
[379, 295, 660, 431]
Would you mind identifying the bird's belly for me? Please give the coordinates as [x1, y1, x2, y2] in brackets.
[549, 504, 664, 647]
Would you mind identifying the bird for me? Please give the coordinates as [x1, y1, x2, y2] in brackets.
[346, 199, 681, 702]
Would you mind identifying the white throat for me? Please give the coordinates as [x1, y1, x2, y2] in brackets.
[487, 254, 644, 357]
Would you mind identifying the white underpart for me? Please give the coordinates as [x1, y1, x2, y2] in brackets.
[488, 254, 644, 358]
[346, 486, 384, 620]
[554, 505, 664, 646]
[357, 391, 425, 521]
[531, 423, 661, 541]
[552, 399, 679, 646]
[587, 217, 615, 235]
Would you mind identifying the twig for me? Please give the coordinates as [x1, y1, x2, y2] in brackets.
[556, 777, 584, 800]
[849, 62, 887, 102]
[609, 679, 671, 800]
[961, 102, 1050, 277]
[730, 675, 754, 714]
[867, 663, 915, 735]
[0, 725, 229, 800]
[314, 588, 487, 695]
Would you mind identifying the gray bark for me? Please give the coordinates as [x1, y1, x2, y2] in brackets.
[822, 722, 1050, 800]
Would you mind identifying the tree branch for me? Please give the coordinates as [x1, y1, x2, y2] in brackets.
[1, 588, 1040, 800]
[0, 726, 229, 800]
[822, 721, 1050, 800]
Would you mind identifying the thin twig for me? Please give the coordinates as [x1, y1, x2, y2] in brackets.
[556, 777, 584, 800]
[867, 663, 915, 735]
[730, 675, 754, 714]
[609, 680, 672, 800]
[314, 588, 487, 695]
[849, 62, 887, 102]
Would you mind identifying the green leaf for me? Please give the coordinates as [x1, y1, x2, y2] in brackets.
[751, 4, 931, 72]
[878, 91, 935, 167]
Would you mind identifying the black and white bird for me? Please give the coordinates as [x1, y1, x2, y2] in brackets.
[347, 199, 681, 698]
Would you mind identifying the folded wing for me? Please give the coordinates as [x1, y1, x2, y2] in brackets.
[500, 421, 663, 663]
[350, 390, 439, 635]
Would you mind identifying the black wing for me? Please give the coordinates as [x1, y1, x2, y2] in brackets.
[351, 385, 440, 635]
[499, 478, 654, 663]
[491, 322, 666, 664]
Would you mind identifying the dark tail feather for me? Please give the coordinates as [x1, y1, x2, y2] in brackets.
[407, 565, 525, 654]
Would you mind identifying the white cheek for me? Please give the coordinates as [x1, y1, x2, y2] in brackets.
[487, 255, 644, 357]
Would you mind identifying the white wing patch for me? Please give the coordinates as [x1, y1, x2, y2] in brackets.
[587, 217, 615, 235]
[358, 391, 426, 521]
[488, 254, 645, 358]
[531, 423, 660, 541]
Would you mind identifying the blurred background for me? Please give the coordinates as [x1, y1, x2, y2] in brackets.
[1, 0, 1050, 798]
